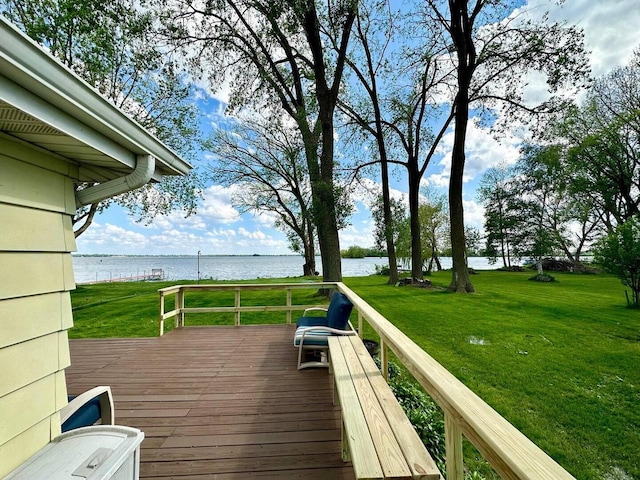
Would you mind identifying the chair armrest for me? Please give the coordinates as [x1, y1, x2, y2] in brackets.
[303, 307, 328, 316]
[60, 386, 114, 426]
[297, 325, 357, 344]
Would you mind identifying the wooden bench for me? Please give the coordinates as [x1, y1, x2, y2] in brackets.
[328, 335, 442, 480]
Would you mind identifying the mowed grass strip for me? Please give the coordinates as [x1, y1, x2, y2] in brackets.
[70, 272, 639, 480]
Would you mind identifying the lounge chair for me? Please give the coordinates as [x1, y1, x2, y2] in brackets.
[294, 292, 356, 369]
[296, 291, 354, 328]
[60, 386, 115, 433]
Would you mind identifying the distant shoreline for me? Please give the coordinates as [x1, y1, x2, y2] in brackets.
[72, 253, 304, 257]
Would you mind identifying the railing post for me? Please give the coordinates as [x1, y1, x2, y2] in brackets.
[177, 288, 185, 328]
[235, 288, 241, 326]
[173, 289, 183, 328]
[380, 337, 389, 381]
[358, 311, 363, 338]
[445, 413, 464, 480]
[286, 288, 292, 324]
[159, 290, 165, 337]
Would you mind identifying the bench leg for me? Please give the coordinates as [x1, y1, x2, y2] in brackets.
[341, 417, 351, 462]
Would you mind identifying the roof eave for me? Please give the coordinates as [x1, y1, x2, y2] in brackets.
[0, 16, 193, 177]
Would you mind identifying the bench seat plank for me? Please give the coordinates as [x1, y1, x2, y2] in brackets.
[349, 336, 441, 480]
[329, 336, 385, 480]
[338, 336, 412, 479]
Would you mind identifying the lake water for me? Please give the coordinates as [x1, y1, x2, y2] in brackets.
[71, 255, 497, 284]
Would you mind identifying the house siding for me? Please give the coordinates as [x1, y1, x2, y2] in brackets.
[0, 137, 77, 476]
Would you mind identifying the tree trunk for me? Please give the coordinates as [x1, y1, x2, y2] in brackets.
[448, 87, 474, 291]
[381, 156, 399, 284]
[408, 165, 423, 280]
[302, 219, 316, 276]
[314, 103, 342, 282]
[301, 2, 355, 284]
[448, 0, 475, 293]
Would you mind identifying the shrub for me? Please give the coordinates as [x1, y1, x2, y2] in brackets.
[594, 218, 640, 307]
[528, 273, 556, 282]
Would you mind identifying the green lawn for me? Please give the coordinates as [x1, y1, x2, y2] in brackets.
[69, 272, 639, 480]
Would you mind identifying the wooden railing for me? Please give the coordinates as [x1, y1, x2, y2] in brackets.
[158, 282, 336, 335]
[158, 282, 575, 480]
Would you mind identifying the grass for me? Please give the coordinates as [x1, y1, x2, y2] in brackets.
[69, 271, 640, 480]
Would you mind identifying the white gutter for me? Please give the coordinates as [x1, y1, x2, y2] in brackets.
[0, 17, 192, 177]
[76, 155, 156, 208]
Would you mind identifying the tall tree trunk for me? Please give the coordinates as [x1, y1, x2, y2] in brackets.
[380, 154, 399, 284]
[448, 0, 474, 293]
[408, 164, 423, 279]
[302, 218, 317, 276]
[301, 1, 356, 284]
[315, 100, 342, 282]
[448, 88, 473, 291]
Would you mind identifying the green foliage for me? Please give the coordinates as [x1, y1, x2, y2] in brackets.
[206, 113, 317, 273]
[557, 50, 640, 227]
[370, 194, 407, 254]
[528, 273, 556, 283]
[594, 218, 640, 307]
[478, 164, 520, 268]
[1, 0, 204, 232]
[341, 246, 385, 258]
[382, 360, 446, 472]
[393, 193, 450, 273]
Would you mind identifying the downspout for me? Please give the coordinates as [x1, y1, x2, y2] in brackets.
[75, 155, 156, 208]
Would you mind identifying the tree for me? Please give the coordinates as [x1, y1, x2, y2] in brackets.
[464, 226, 481, 257]
[510, 194, 558, 277]
[339, 0, 402, 284]
[418, 192, 449, 273]
[393, 192, 449, 274]
[594, 217, 640, 307]
[206, 113, 319, 276]
[340, 0, 456, 282]
[159, 0, 357, 282]
[1, 0, 203, 236]
[370, 193, 407, 274]
[424, 0, 589, 292]
[517, 144, 602, 265]
[557, 51, 640, 231]
[478, 164, 519, 268]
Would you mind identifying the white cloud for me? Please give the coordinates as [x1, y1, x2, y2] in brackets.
[426, 119, 521, 188]
[521, 0, 640, 77]
[238, 227, 267, 240]
[76, 223, 149, 251]
[198, 185, 242, 224]
[340, 223, 375, 249]
[463, 200, 486, 232]
[350, 178, 409, 207]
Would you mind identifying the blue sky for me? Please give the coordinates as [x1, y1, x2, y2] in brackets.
[76, 0, 640, 256]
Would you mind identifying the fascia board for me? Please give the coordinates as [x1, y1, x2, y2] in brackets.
[0, 76, 137, 170]
[0, 17, 192, 177]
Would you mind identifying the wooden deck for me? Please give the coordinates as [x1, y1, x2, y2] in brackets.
[66, 325, 355, 480]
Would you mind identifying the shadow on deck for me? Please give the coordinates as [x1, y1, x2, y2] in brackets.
[66, 325, 355, 480]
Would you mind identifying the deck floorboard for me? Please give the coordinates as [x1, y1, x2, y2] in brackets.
[67, 325, 353, 479]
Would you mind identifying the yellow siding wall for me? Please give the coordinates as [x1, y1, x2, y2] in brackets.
[0, 138, 77, 476]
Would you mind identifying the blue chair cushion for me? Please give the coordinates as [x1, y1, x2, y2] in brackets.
[61, 396, 102, 433]
[296, 316, 329, 328]
[326, 293, 353, 329]
[293, 326, 332, 347]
